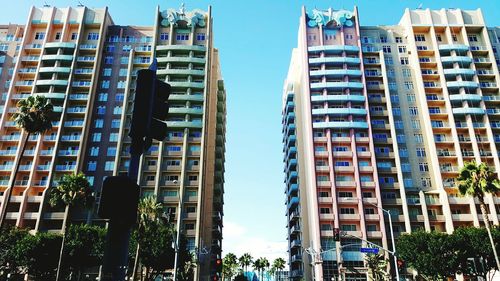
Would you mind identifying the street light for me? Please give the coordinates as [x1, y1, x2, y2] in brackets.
[345, 197, 400, 281]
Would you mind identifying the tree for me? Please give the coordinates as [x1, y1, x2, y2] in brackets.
[63, 224, 106, 280]
[14, 231, 61, 280]
[365, 253, 388, 280]
[457, 161, 500, 270]
[452, 226, 500, 279]
[272, 258, 286, 281]
[397, 230, 460, 280]
[0, 226, 29, 278]
[239, 253, 253, 279]
[129, 197, 176, 280]
[48, 172, 93, 281]
[253, 257, 269, 281]
[223, 252, 238, 280]
[131, 196, 163, 280]
[0, 95, 53, 227]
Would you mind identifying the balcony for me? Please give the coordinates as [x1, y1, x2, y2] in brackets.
[438, 44, 469, 53]
[452, 107, 485, 115]
[310, 81, 364, 90]
[311, 94, 365, 103]
[41, 54, 73, 61]
[449, 94, 482, 102]
[308, 57, 361, 66]
[309, 69, 362, 78]
[308, 45, 359, 54]
[441, 56, 472, 66]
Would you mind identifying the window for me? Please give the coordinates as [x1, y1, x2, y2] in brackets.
[419, 163, 429, 172]
[160, 32, 169, 40]
[98, 93, 108, 101]
[111, 119, 120, 128]
[115, 93, 124, 102]
[119, 69, 128, 76]
[196, 33, 206, 41]
[404, 81, 413, 89]
[87, 161, 97, 171]
[409, 107, 418, 115]
[411, 120, 420, 129]
[468, 35, 478, 42]
[107, 147, 117, 156]
[113, 106, 122, 115]
[87, 32, 99, 40]
[34, 32, 45, 40]
[97, 106, 106, 115]
[340, 208, 355, 214]
[103, 68, 112, 76]
[176, 33, 189, 41]
[104, 56, 113, 64]
[90, 147, 99, 156]
[398, 46, 407, 53]
[109, 133, 119, 142]
[382, 45, 391, 53]
[104, 161, 114, 171]
[95, 119, 104, 128]
[414, 34, 426, 42]
[414, 134, 423, 143]
[416, 148, 426, 157]
[92, 133, 101, 142]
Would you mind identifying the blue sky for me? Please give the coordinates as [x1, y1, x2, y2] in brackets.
[3, 0, 500, 262]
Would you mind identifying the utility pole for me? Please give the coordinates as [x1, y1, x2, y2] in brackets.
[99, 61, 170, 280]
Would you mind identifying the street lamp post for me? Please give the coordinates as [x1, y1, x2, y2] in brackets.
[346, 198, 400, 281]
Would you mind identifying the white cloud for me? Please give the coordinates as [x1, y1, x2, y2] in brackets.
[223, 220, 288, 265]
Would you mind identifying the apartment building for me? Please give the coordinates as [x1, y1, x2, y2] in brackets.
[0, 5, 225, 280]
[283, 6, 500, 281]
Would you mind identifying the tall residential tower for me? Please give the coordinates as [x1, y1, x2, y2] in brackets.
[0, 5, 225, 279]
[283, 6, 500, 281]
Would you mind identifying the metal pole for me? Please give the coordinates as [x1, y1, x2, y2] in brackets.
[386, 210, 400, 281]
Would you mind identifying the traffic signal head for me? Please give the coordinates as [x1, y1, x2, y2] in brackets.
[334, 228, 341, 241]
[130, 69, 170, 152]
[98, 175, 140, 224]
[397, 259, 405, 269]
[215, 258, 222, 273]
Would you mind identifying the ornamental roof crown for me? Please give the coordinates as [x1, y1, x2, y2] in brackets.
[307, 8, 355, 28]
[160, 3, 206, 28]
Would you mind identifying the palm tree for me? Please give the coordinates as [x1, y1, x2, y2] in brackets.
[253, 257, 269, 281]
[131, 196, 163, 280]
[239, 253, 253, 279]
[457, 161, 500, 270]
[223, 252, 238, 281]
[48, 172, 93, 281]
[272, 258, 286, 281]
[365, 253, 388, 280]
[0, 95, 53, 227]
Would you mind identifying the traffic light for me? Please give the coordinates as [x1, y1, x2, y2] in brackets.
[397, 259, 405, 269]
[215, 258, 223, 273]
[98, 175, 140, 224]
[129, 68, 170, 153]
[334, 228, 341, 241]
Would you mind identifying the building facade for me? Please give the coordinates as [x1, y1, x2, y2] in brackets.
[283, 6, 500, 281]
[0, 4, 225, 280]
